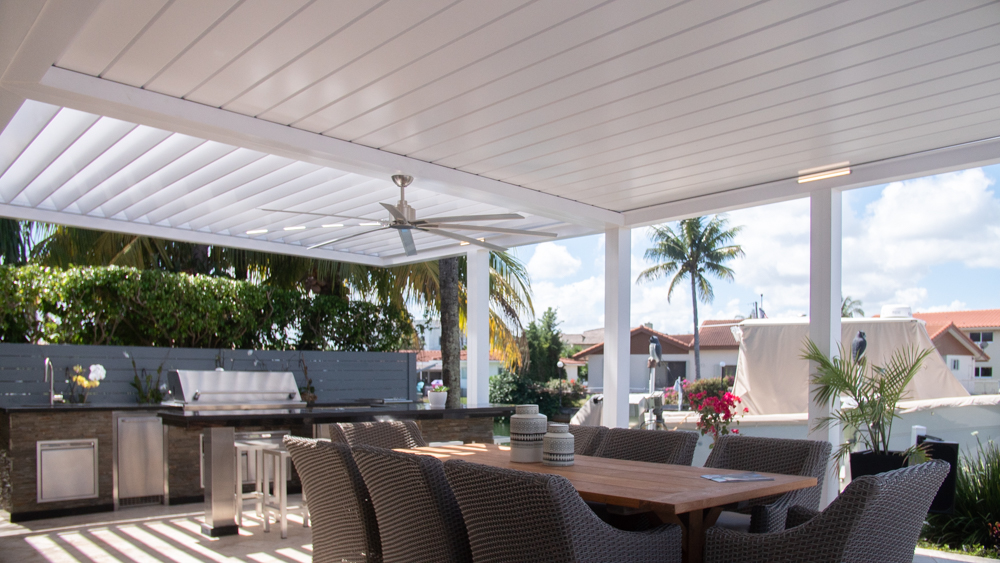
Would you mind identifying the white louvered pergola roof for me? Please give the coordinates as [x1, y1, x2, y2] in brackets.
[1, 0, 1000, 265]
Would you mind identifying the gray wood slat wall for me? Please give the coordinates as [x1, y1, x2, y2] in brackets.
[0, 343, 416, 406]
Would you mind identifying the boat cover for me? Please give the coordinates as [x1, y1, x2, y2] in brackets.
[733, 318, 970, 415]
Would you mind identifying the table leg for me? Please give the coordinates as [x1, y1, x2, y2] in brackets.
[654, 507, 722, 563]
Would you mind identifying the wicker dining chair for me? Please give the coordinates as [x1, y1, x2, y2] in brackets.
[704, 435, 831, 533]
[444, 459, 682, 563]
[352, 445, 472, 563]
[283, 436, 382, 563]
[594, 428, 699, 465]
[704, 460, 950, 563]
[337, 421, 428, 449]
[568, 424, 608, 456]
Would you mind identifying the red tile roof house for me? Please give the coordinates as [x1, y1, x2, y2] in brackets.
[570, 322, 741, 393]
[911, 310, 996, 394]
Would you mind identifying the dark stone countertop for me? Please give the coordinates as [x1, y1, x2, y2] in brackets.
[157, 403, 515, 428]
[0, 403, 181, 413]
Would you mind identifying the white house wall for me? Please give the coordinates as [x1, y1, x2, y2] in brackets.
[693, 349, 740, 379]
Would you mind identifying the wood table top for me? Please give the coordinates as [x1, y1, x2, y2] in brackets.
[407, 443, 817, 515]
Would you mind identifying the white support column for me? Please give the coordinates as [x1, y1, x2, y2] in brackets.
[603, 227, 631, 428]
[466, 248, 491, 407]
[807, 187, 843, 507]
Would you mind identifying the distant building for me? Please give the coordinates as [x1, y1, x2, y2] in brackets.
[912, 310, 996, 394]
[570, 322, 741, 392]
[561, 327, 605, 349]
[404, 349, 504, 397]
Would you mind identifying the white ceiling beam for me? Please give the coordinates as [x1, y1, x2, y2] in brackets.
[378, 223, 596, 267]
[0, 202, 384, 266]
[6, 66, 624, 230]
[622, 133, 1000, 226]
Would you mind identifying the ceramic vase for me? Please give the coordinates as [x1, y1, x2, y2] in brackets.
[510, 404, 547, 463]
[428, 391, 447, 407]
[542, 423, 575, 466]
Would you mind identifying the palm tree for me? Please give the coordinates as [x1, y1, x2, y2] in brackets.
[637, 216, 744, 380]
[842, 296, 865, 318]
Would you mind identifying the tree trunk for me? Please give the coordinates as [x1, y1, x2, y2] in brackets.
[691, 273, 701, 380]
[439, 257, 462, 408]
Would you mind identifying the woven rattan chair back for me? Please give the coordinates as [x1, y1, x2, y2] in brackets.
[352, 446, 471, 563]
[444, 459, 682, 563]
[568, 424, 608, 456]
[283, 436, 382, 563]
[704, 460, 950, 563]
[338, 421, 428, 449]
[594, 428, 699, 465]
[705, 435, 831, 522]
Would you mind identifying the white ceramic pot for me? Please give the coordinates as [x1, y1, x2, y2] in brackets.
[428, 391, 447, 407]
[510, 404, 547, 463]
[542, 423, 575, 466]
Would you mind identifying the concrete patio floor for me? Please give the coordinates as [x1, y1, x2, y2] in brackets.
[0, 496, 989, 562]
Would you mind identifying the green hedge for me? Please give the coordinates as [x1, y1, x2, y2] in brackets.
[0, 265, 412, 351]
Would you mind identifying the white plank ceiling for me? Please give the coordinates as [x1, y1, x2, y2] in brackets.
[52, 0, 1000, 213]
[1, 0, 1000, 264]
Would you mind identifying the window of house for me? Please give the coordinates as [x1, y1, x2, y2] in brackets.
[971, 332, 994, 343]
[722, 365, 737, 377]
[951, 359, 960, 370]
[975, 367, 994, 378]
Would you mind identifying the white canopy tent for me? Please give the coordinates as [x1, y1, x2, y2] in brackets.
[733, 317, 970, 416]
[3, 0, 1000, 504]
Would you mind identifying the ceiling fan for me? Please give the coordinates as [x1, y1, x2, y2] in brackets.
[261, 175, 558, 257]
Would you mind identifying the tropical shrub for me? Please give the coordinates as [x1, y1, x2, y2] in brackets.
[543, 378, 588, 408]
[924, 436, 1000, 552]
[489, 370, 561, 420]
[0, 265, 412, 351]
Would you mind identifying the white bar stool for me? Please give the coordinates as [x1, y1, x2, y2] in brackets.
[261, 448, 289, 538]
[234, 441, 265, 527]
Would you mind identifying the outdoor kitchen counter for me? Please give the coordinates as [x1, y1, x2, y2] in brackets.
[160, 403, 514, 536]
[156, 402, 514, 428]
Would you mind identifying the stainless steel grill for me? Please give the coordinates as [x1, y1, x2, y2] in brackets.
[163, 370, 305, 411]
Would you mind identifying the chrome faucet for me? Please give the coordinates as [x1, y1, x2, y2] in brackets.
[44, 358, 63, 406]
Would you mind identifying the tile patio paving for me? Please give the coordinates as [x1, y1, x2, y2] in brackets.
[0, 495, 987, 562]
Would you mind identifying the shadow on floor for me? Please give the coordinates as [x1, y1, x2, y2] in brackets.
[0, 496, 311, 562]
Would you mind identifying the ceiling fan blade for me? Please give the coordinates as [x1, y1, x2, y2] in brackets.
[398, 228, 418, 256]
[308, 227, 388, 250]
[420, 227, 508, 252]
[380, 202, 407, 222]
[414, 213, 523, 224]
[258, 208, 374, 222]
[419, 223, 558, 238]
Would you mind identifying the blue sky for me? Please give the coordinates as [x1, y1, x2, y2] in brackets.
[513, 164, 1000, 335]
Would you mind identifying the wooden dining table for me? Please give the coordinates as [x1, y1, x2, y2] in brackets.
[405, 443, 817, 563]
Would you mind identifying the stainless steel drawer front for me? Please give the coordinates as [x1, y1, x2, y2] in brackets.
[37, 439, 99, 503]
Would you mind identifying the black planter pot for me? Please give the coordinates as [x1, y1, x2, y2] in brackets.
[850, 450, 908, 479]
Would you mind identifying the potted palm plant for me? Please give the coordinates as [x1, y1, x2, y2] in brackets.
[802, 339, 932, 478]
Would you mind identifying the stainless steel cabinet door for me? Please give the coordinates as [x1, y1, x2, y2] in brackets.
[117, 417, 164, 498]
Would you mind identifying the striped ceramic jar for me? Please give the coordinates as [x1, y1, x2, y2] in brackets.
[542, 423, 575, 466]
[510, 404, 547, 463]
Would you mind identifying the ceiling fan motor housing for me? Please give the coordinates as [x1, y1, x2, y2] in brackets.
[396, 200, 416, 223]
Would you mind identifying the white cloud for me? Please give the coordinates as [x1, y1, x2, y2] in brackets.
[526, 242, 581, 281]
[843, 168, 1000, 310]
[916, 300, 968, 313]
[532, 276, 605, 334]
